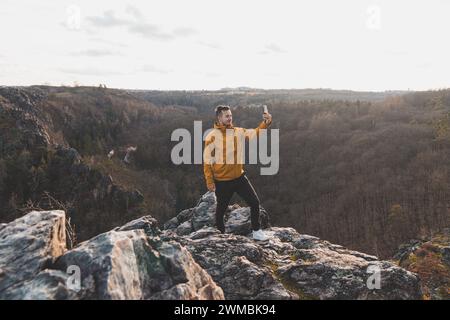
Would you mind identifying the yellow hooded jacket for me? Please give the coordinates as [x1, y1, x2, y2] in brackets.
[203, 119, 272, 189]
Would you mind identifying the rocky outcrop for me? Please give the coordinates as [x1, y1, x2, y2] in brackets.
[48, 145, 145, 216]
[164, 192, 270, 236]
[0, 87, 146, 241]
[0, 210, 67, 298]
[54, 227, 223, 300]
[0, 210, 223, 300]
[161, 192, 423, 300]
[0, 192, 423, 300]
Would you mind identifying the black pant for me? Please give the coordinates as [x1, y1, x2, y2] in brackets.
[214, 173, 261, 233]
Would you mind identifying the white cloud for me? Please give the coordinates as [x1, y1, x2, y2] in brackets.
[139, 65, 172, 74]
[125, 5, 144, 21]
[86, 10, 129, 27]
[58, 66, 128, 76]
[196, 41, 222, 50]
[258, 43, 287, 55]
[70, 49, 122, 57]
[85, 8, 197, 41]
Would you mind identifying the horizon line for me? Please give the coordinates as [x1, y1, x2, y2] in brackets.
[2, 84, 450, 94]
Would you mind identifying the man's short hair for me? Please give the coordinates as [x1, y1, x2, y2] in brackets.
[215, 105, 231, 117]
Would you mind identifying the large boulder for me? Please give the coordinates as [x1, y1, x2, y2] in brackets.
[164, 191, 270, 236]
[1, 269, 77, 300]
[54, 226, 223, 300]
[0, 210, 67, 298]
[0, 211, 224, 300]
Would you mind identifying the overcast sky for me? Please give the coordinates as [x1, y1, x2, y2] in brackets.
[0, 0, 449, 91]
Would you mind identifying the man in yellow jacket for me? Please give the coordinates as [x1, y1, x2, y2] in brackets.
[203, 105, 272, 241]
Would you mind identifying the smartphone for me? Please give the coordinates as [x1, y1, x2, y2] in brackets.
[263, 105, 268, 114]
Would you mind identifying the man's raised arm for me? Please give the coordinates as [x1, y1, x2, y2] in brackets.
[244, 112, 272, 141]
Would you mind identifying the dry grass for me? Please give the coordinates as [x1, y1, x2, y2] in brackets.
[400, 232, 450, 300]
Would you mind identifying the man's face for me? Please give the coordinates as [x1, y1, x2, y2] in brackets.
[218, 109, 233, 126]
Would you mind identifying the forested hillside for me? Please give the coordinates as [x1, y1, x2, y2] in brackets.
[1, 85, 449, 258]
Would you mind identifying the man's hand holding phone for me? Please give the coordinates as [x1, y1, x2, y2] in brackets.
[262, 105, 272, 124]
